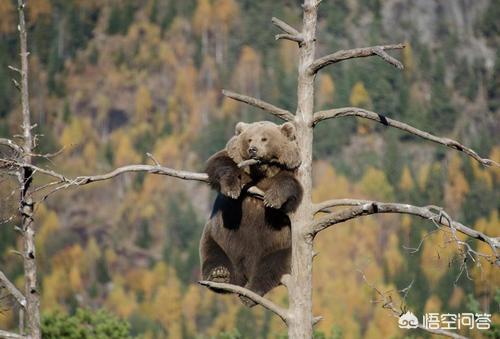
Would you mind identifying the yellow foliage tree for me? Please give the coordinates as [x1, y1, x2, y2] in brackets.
[350, 81, 371, 108]
[0, 0, 15, 34]
[417, 163, 431, 191]
[112, 132, 141, 166]
[316, 74, 335, 108]
[384, 233, 403, 278]
[444, 154, 469, 214]
[106, 284, 138, 318]
[36, 210, 60, 269]
[402, 41, 415, 77]
[349, 81, 372, 133]
[232, 46, 262, 100]
[213, 0, 239, 64]
[424, 294, 442, 314]
[420, 231, 459, 288]
[135, 85, 153, 123]
[358, 167, 394, 201]
[28, 0, 51, 22]
[60, 116, 90, 150]
[399, 165, 414, 192]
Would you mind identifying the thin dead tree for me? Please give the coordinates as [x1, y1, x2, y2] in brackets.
[0, 1, 499, 339]
[0, 1, 39, 339]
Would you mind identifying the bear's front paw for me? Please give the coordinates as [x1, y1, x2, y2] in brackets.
[239, 295, 257, 308]
[208, 266, 231, 283]
[220, 175, 247, 199]
[264, 187, 288, 209]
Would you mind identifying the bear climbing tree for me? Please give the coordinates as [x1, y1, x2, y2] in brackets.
[0, 1, 499, 339]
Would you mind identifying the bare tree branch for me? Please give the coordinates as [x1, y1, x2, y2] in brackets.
[0, 330, 25, 339]
[222, 90, 295, 122]
[275, 33, 304, 45]
[372, 47, 404, 70]
[271, 17, 300, 36]
[0, 157, 266, 201]
[312, 107, 498, 167]
[308, 44, 405, 74]
[358, 271, 468, 339]
[198, 281, 289, 324]
[311, 200, 499, 262]
[272, 17, 304, 44]
[0, 271, 25, 308]
[0, 139, 23, 155]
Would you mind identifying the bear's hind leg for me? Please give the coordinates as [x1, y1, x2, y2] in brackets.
[200, 233, 237, 293]
[240, 248, 291, 307]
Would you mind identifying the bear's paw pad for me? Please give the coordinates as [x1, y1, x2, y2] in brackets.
[208, 266, 231, 283]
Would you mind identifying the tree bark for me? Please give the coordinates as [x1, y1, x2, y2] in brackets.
[287, 0, 319, 337]
[17, 1, 40, 338]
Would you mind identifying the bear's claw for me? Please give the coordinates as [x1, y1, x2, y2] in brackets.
[220, 176, 244, 199]
[208, 266, 231, 283]
[264, 188, 287, 209]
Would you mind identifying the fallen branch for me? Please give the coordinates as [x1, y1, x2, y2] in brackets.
[308, 44, 405, 74]
[311, 200, 499, 262]
[312, 107, 498, 167]
[0, 271, 26, 308]
[222, 90, 295, 122]
[198, 280, 289, 324]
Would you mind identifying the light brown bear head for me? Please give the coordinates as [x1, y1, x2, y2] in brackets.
[226, 121, 301, 170]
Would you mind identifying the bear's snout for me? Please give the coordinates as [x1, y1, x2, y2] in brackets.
[248, 146, 258, 157]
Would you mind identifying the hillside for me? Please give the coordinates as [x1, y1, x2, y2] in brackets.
[0, 0, 498, 338]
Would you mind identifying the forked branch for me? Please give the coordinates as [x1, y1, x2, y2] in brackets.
[198, 281, 289, 324]
[308, 44, 405, 74]
[222, 90, 294, 121]
[311, 200, 499, 261]
[271, 17, 304, 45]
[312, 107, 499, 167]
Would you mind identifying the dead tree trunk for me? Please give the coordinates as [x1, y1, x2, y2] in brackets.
[17, 0, 40, 337]
[286, 0, 318, 337]
[0, 2, 40, 338]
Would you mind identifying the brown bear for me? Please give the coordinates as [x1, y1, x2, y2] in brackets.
[200, 121, 303, 306]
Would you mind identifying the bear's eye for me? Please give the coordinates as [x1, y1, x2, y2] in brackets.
[261, 137, 267, 142]
[248, 139, 252, 142]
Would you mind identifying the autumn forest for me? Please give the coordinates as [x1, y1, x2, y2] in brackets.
[0, 0, 498, 338]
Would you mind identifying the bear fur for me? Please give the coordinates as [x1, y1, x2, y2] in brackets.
[200, 121, 303, 306]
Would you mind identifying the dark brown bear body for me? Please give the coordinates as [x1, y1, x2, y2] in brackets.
[200, 121, 303, 306]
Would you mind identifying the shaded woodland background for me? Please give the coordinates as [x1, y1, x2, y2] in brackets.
[0, 0, 498, 338]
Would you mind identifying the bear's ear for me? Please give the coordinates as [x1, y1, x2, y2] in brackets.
[235, 122, 249, 135]
[277, 143, 301, 169]
[280, 122, 296, 140]
[225, 135, 245, 165]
